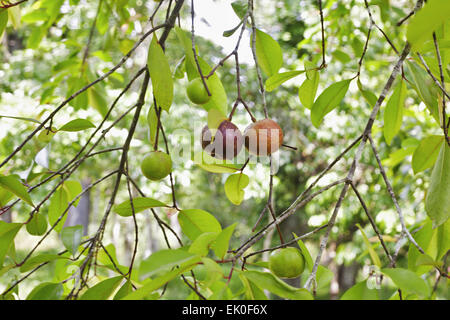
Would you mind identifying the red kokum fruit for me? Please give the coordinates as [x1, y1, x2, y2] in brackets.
[244, 118, 284, 156]
[201, 120, 243, 160]
[186, 78, 211, 105]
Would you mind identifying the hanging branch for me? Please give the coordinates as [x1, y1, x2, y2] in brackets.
[0, 0, 27, 9]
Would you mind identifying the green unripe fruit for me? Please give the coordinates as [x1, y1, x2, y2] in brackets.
[186, 78, 211, 105]
[140, 151, 172, 181]
[269, 247, 305, 279]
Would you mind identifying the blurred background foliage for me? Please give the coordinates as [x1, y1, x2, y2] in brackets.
[0, 0, 448, 299]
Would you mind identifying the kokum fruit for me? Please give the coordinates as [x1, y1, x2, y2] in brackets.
[244, 119, 283, 156]
[186, 78, 211, 105]
[140, 151, 172, 181]
[269, 247, 305, 279]
[201, 120, 243, 160]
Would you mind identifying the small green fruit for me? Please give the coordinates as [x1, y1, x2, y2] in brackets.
[186, 78, 211, 105]
[269, 247, 305, 278]
[140, 151, 172, 181]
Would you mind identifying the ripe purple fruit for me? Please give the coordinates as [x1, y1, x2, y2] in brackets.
[201, 120, 243, 160]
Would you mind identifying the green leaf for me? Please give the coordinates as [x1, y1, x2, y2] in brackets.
[59, 119, 95, 132]
[407, 0, 450, 50]
[243, 270, 313, 300]
[80, 276, 124, 300]
[239, 273, 268, 300]
[212, 223, 237, 260]
[7, 6, 20, 29]
[224, 173, 249, 205]
[148, 35, 173, 112]
[265, 70, 304, 92]
[123, 260, 199, 300]
[139, 248, 200, 279]
[425, 143, 450, 227]
[194, 151, 241, 173]
[383, 79, 406, 145]
[27, 283, 63, 300]
[178, 209, 222, 241]
[48, 186, 69, 233]
[0, 188, 13, 207]
[316, 266, 334, 290]
[0, 221, 22, 267]
[147, 105, 158, 144]
[61, 225, 83, 255]
[436, 219, 450, 260]
[293, 233, 313, 272]
[381, 268, 430, 298]
[0, 115, 41, 124]
[62, 180, 82, 207]
[0, 175, 34, 207]
[201, 257, 224, 287]
[26, 213, 48, 236]
[20, 254, 68, 273]
[405, 61, 439, 123]
[113, 280, 134, 300]
[253, 29, 283, 77]
[113, 197, 168, 217]
[231, 0, 248, 19]
[88, 86, 108, 117]
[197, 57, 228, 116]
[356, 224, 381, 268]
[357, 79, 378, 107]
[0, 10, 8, 39]
[189, 232, 219, 257]
[27, 25, 47, 49]
[412, 135, 444, 174]
[299, 61, 319, 109]
[207, 109, 227, 131]
[341, 279, 379, 300]
[311, 79, 351, 127]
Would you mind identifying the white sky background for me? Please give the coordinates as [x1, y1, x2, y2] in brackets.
[189, 0, 254, 64]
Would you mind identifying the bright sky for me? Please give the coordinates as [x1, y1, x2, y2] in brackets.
[190, 0, 254, 64]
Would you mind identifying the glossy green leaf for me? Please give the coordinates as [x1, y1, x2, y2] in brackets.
[425, 143, 450, 227]
[383, 79, 406, 145]
[0, 10, 8, 39]
[381, 268, 430, 297]
[0, 221, 22, 267]
[113, 280, 134, 300]
[189, 232, 219, 257]
[59, 119, 95, 132]
[88, 86, 108, 117]
[265, 70, 304, 92]
[207, 108, 227, 131]
[147, 105, 158, 144]
[299, 61, 319, 109]
[26, 213, 48, 236]
[139, 248, 199, 279]
[212, 223, 237, 259]
[341, 279, 379, 300]
[356, 224, 381, 268]
[197, 57, 228, 116]
[194, 151, 241, 173]
[123, 258, 200, 300]
[20, 254, 68, 273]
[253, 29, 283, 77]
[27, 283, 63, 300]
[48, 186, 69, 233]
[113, 197, 168, 217]
[405, 61, 439, 123]
[293, 233, 313, 272]
[178, 209, 222, 241]
[0, 175, 34, 207]
[148, 35, 173, 112]
[239, 273, 268, 300]
[357, 79, 378, 107]
[224, 173, 249, 205]
[80, 276, 124, 300]
[231, 0, 248, 19]
[311, 79, 351, 127]
[61, 225, 83, 255]
[407, 0, 450, 50]
[412, 135, 444, 174]
[243, 270, 313, 300]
